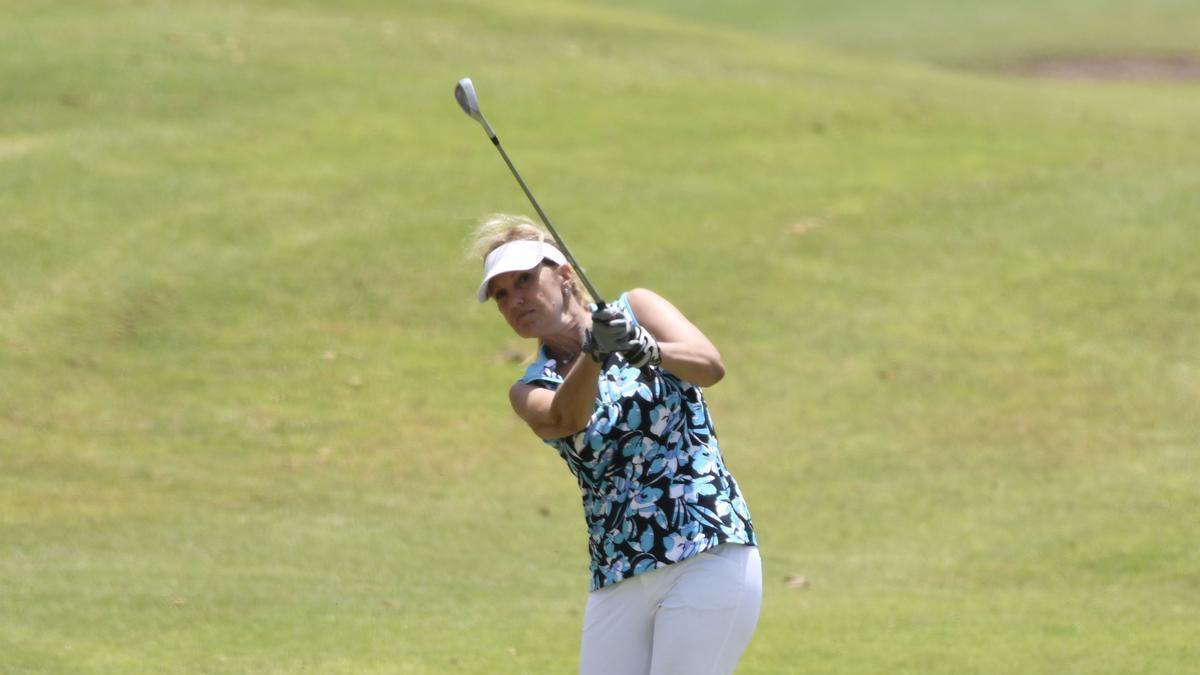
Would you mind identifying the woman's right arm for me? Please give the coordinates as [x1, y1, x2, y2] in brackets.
[509, 358, 601, 440]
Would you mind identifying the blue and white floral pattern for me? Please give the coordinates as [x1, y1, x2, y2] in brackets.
[521, 294, 756, 591]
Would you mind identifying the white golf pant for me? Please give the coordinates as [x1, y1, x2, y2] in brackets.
[579, 544, 762, 675]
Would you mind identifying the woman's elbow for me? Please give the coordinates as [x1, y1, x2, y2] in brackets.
[711, 359, 726, 385]
[538, 408, 591, 440]
[693, 354, 725, 387]
[709, 360, 726, 386]
[565, 408, 593, 434]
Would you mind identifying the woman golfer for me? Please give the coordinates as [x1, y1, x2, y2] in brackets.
[471, 215, 761, 674]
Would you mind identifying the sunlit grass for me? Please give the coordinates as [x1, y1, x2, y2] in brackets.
[1, 1, 1198, 672]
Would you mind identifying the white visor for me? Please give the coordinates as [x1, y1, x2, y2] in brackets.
[476, 240, 567, 302]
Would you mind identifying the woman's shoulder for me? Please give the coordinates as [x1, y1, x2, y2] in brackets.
[617, 288, 664, 322]
[623, 287, 658, 306]
[517, 345, 562, 387]
[622, 288, 687, 324]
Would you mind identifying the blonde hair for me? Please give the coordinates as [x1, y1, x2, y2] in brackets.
[467, 214, 591, 304]
[465, 213, 553, 261]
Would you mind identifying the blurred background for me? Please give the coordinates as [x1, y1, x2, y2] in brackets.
[2, 1, 1197, 672]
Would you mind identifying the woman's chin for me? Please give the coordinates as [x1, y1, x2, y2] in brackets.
[512, 318, 539, 339]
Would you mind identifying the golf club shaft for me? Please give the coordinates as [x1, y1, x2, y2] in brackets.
[490, 137, 605, 307]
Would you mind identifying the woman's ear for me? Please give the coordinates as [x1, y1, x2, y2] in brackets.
[557, 264, 577, 298]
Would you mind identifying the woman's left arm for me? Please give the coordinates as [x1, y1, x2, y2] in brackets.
[625, 288, 725, 387]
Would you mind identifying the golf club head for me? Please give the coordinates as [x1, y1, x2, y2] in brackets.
[455, 77, 496, 139]
[454, 78, 480, 118]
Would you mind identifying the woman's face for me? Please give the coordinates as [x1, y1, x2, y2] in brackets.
[488, 263, 573, 339]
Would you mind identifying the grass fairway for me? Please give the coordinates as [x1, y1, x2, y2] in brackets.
[2, 1, 1198, 672]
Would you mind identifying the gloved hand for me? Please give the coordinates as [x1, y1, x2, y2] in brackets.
[591, 305, 633, 350]
[620, 324, 662, 368]
[582, 305, 631, 363]
[581, 305, 661, 368]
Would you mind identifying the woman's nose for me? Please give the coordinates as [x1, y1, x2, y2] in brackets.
[500, 292, 520, 315]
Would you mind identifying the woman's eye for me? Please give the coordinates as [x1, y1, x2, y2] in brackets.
[494, 290, 507, 302]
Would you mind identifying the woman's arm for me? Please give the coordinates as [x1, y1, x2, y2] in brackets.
[509, 356, 602, 440]
[626, 288, 725, 387]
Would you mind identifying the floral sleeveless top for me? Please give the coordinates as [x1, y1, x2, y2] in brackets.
[521, 293, 756, 591]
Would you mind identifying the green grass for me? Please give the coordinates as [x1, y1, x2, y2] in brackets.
[589, 0, 1200, 65]
[2, 1, 1198, 672]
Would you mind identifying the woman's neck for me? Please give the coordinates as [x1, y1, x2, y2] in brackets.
[541, 304, 590, 364]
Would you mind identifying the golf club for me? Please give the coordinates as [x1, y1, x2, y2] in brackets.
[454, 77, 605, 308]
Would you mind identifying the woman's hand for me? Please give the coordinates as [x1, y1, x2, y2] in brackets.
[584, 306, 662, 368]
[582, 305, 631, 362]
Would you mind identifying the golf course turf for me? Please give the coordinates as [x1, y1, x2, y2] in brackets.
[2, 1, 1197, 672]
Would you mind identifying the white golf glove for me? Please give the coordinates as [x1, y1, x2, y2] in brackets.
[582, 305, 660, 368]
